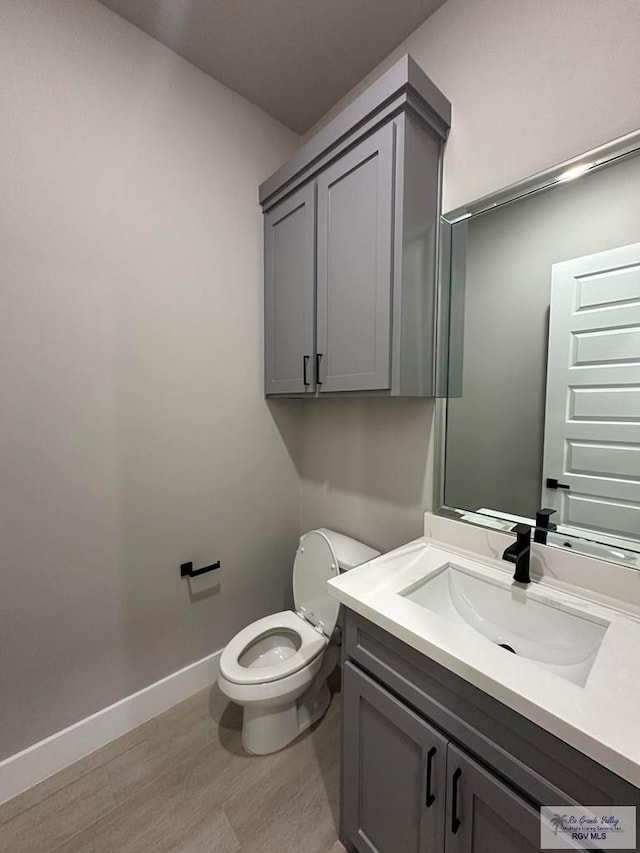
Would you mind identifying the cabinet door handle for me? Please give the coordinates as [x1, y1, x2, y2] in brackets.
[451, 767, 462, 834]
[425, 746, 437, 807]
[316, 353, 323, 385]
[303, 355, 310, 387]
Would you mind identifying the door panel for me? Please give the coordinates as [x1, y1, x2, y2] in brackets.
[573, 325, 640, 366]
[343, 662, 447, 853]
[316, 124, 395, 392]
[569, 386, 640, 421]
[577, 264, 640, 309]
[264, 184, 315, 394]
[445, 745, 541, 853]
[542, 243, 640, 543]
[563, 492, 640, 540]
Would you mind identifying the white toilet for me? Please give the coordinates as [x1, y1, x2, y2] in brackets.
[217, 528, 379, 755]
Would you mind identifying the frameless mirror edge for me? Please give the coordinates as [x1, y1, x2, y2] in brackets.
[442, 129, 640, 225]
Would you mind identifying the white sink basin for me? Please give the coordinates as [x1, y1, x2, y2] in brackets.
[327, 539, 640, 786]
[399, 562, 609, 686]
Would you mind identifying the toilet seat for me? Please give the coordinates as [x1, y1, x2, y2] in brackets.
[292, 530, 341, 636]
[219, 610, 327, 685]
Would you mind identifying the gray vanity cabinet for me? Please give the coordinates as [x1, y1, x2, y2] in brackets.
[445, 745, 541, 853]
[341, 611, 640, 853]
[343, 661, 447, 853]
[259, 56, 451, 398]
[343, 662, 538, 853]
[263, 183, 316, 395]
[316, 124, 394, 393]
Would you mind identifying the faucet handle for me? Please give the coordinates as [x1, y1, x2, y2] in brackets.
[536, 507, 556, 523]
[534, 508, 557, 544]
[503, 524, 532, 584]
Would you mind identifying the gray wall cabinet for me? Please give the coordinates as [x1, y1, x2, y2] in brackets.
[259, 56, 451, 397]
[316, 124, 394, 393]
[341, 611, 640, 853]
[264, 183, 316, 395]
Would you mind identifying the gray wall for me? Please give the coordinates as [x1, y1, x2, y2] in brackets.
[297, 0, 640, 554]
[0, 0, 300, 759]
[445, 154, 640, 517]
[298, 399, 435, 551]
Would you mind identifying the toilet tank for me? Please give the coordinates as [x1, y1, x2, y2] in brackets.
[315, 528, 380, 571]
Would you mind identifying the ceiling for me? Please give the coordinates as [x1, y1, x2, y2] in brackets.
[98, 0, 446, 133]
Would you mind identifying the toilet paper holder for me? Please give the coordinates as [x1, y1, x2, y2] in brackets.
[180, 560, 220, 578]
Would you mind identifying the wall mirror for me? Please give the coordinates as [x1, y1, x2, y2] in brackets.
[436, 131, 640, 568]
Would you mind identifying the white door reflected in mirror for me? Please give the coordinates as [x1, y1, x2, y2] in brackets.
[542, 242, 640, 547]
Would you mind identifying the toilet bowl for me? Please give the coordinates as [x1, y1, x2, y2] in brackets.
[218, 528, 379, 755]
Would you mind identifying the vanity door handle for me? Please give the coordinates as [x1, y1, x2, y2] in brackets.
[303, 355, 310, 387]
[316, 352, 323, 386]
[451, 768, 462, 834]
[425, 746, 437, 807]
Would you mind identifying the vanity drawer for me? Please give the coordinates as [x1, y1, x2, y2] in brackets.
[343, 609, 640, 808]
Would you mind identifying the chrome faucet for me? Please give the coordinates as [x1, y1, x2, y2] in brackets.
[502, 524, 531, 584]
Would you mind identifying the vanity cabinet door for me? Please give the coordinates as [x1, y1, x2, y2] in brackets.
[264, 182, 316, 395]
[445, 744, 541, 853]
[343, 662, 447, 853]
[316, 124, 394, 392]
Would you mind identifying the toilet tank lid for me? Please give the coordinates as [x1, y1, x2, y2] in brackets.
[314, 528, 380, 570]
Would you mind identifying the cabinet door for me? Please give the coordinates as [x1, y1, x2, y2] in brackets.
[343, 662, 447, 853]
[264, 183, 315, 395]
[316, 124, 395, 392]
[445, 744, 542, 853]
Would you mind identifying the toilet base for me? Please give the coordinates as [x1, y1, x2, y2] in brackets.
[242, 679, 333, 756]
[298, 680, 332, 736]
[243, 701, 298, 755]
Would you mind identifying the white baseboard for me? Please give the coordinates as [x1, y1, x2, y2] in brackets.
[0, 648, 223, 806]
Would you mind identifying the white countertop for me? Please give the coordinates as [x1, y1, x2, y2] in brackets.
[328, 536, 640, 788]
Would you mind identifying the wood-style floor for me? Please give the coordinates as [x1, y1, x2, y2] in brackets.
[0, 674, 345, 853]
